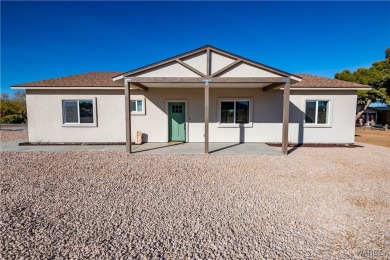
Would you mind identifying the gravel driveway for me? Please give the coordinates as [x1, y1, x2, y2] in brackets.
[1, 145, 389, 259]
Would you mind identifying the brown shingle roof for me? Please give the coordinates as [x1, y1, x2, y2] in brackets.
[12, 72, 371, 89]
[292, 74, 370, 88]
[12, 72, 123, 87]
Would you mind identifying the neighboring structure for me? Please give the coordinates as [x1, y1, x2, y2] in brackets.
[356, 101, 390, 126]
[12, 45, 371, 154]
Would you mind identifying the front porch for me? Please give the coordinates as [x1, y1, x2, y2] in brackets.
[131, 142, 282, 155]
[114, 46, 302, 155]
[3, 140, 281, 154]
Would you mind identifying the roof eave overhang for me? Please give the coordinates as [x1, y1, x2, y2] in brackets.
[11, 86, 124, 90]
[284, 87, 372, 91]
[112, 74, 125, 81]
[290, 75, 302, 82]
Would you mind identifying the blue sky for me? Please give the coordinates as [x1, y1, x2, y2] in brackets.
[2, 1, 389, 94]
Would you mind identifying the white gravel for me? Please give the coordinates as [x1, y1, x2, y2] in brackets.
[1, 144, 389, 259]
[0, 130, 28, 143]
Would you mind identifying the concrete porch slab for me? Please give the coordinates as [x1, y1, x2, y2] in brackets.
[131, 142, 282, 155]
[1, 140, 282, 155]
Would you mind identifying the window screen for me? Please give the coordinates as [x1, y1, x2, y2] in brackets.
[305, 101, 316, 123]
[221, 101, 235, 123]
[63, 101, 78, 123]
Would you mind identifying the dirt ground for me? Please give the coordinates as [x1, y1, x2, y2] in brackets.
[355, 127, 390, 148]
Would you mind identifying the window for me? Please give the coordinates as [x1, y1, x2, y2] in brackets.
[221, 101, 235, 123]
[219, 99, 252, 127]
[131, 99, 145, 115]
[63, 99, 95, 125]
[171, 105, 182, 113]
[305, 100, 330, 125]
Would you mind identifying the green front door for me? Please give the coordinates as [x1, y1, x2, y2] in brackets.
[168, 102, 186, 142]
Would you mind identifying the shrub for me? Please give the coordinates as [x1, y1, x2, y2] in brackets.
[0, 114, 26, 124]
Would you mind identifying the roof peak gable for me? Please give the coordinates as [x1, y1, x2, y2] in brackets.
[112, 45, 300, 80]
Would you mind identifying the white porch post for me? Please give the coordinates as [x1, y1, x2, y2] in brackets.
[282, 77, 290, 155]
[204, 79, 210, 154]
[124, 79, 131, 154]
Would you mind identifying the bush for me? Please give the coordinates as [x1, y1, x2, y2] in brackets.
[0, 91, 27, 123]
[0, 114, 26, 124]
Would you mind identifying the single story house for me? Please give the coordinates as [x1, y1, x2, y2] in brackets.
[12, 45, 371, 154]
[356, 101, 390, 126]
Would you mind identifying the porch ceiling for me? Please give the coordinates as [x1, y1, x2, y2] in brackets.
[130, 82, 272, 89]
[127, 76, 293, 90]
[129, 76, 287, 83]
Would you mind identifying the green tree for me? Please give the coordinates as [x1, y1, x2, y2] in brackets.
[0, 90, 27, 123]
[335, 48, 390, 120]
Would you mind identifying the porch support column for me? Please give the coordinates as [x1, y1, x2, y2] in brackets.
[204, 79, 210, 154]
[282, 78, 290, 155]
[125, 79, 131, 154]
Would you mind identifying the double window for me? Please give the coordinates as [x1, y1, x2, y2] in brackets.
[219, 99, 252, 126]
[62, 99, 95, 125]
[305, 100, 330, 125]
[131, 99, 145, 115]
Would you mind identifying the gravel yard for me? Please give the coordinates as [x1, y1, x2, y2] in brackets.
[1, 145, 389, 258]
[0, 130, 28, 143]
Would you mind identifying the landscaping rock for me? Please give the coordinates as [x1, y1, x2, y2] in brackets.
[0, 145, 389, 258]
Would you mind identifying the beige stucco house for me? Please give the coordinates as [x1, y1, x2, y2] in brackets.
[12, 45, 371, 154]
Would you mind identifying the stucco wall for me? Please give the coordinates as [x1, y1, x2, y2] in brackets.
[289, 90, 357, 144]
[26, 89, 126, 143]
[129, 88, 283, 143]
[129, 88, 357, 144]
[26, 88, 357, 144]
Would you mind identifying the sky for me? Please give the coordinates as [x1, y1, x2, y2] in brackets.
[1, 1, 390, 94]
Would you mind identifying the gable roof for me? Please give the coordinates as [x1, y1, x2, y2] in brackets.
[11, 72, 371, 90]
[112, 45, 301, 80]
[12, 72, 123, 88]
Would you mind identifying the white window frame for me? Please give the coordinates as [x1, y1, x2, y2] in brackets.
[62, 98, 97, 127]
[303, 99, 332, 128]
[217, 98, 253, 128]
[131, 98, 146, 115]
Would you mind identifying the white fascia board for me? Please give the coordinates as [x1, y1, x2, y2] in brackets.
[281, 87, 372, 91]
[290, 75, 302, 82]
[112, 75, 124, 81]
